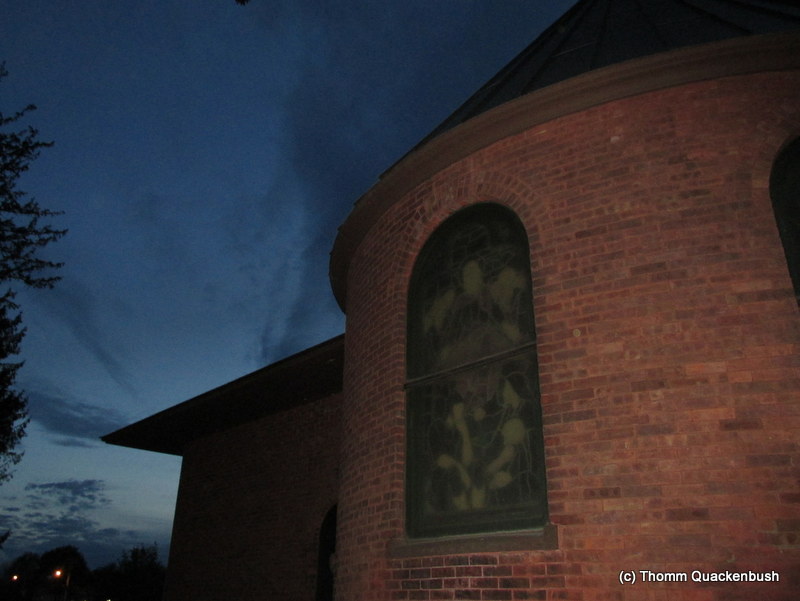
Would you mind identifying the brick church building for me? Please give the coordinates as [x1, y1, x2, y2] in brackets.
[104, 1, 800, 599]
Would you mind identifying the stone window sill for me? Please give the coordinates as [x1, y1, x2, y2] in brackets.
[388, 523, 558, 558]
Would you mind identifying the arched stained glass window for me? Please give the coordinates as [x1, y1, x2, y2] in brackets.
[406, 203, 548, 538]
[770, 138, 800, 305]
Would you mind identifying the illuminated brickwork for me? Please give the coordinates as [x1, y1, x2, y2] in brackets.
[336, 72, 800, 601]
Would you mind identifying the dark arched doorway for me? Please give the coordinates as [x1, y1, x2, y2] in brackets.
[315, 504, 337, 601]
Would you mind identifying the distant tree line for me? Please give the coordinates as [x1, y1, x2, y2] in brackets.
[0, 544, 165, 601]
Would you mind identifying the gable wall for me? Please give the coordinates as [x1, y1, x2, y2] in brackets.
[337, 71, 800, 601]
[163, 393, 341, 601]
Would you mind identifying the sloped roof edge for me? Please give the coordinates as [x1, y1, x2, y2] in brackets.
[422, 0, 800, 143]
[329, 31, 800, 311]
[101, 334, 344, 456]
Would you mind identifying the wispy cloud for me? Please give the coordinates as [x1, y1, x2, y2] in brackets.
[25, 480, 110, 512]
[125, 181, 325, 367]
[0, 479, 140, 567]
[246, 3, 516, 363]
[26, 386, 127, 446]
[34, 282, 138, 394]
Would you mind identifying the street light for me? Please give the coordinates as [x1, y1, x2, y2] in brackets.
[53, 568, 71, 601]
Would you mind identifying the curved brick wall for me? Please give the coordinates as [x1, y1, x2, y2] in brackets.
[336, 71, 800, 601]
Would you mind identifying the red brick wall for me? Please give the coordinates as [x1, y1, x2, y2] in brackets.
[338, 72, 800, 601]
[164, 393, 341, 601]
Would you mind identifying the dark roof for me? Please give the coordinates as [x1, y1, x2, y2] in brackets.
[421, 0, 800, 144]
[102, 335, 344, 456]
[331, 0, 800, 310]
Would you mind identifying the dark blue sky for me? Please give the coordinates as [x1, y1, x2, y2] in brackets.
[0, 0, 574, 567]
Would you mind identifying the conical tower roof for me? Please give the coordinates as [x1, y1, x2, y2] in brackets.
[330, 0, 800, 310]
[425, 0, 800, 142]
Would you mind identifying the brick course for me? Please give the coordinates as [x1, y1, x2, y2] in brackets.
[337, 72, 800, 600]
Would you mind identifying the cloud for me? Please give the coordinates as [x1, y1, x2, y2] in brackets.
[0, 479, 145, 568]
[249, 177, 342, 363]
[246, 3, 538, 364]
[26, 386, 127, 445]
[25, 479, 110, 513]
[34, 282, 138, 394]
[257, 237, 343, 363]
[1, 479, 109, 547]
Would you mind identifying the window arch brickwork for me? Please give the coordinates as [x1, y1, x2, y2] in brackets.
[406, 203, 548, 538]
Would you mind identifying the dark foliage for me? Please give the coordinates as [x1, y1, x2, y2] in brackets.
[93, 545, 166, 601]
[2, 546, 90, 601]
[2, 544, 166, 601]
[0, 63, 66, 488]
[2, 552, 39, 601]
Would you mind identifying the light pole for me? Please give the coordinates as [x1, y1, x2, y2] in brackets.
[53, 568, 71, 601]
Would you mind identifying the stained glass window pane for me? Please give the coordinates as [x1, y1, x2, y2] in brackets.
[407, 204, 535, 379]
[406, 204, 547, 538]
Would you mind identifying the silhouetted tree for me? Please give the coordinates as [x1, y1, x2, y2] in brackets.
[0, 63, 65, 490]
[39, 546, 90, 601]
[2, 551, 40, 601]
[3, 546, 89, 601]
[92, 544, 165, 601]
